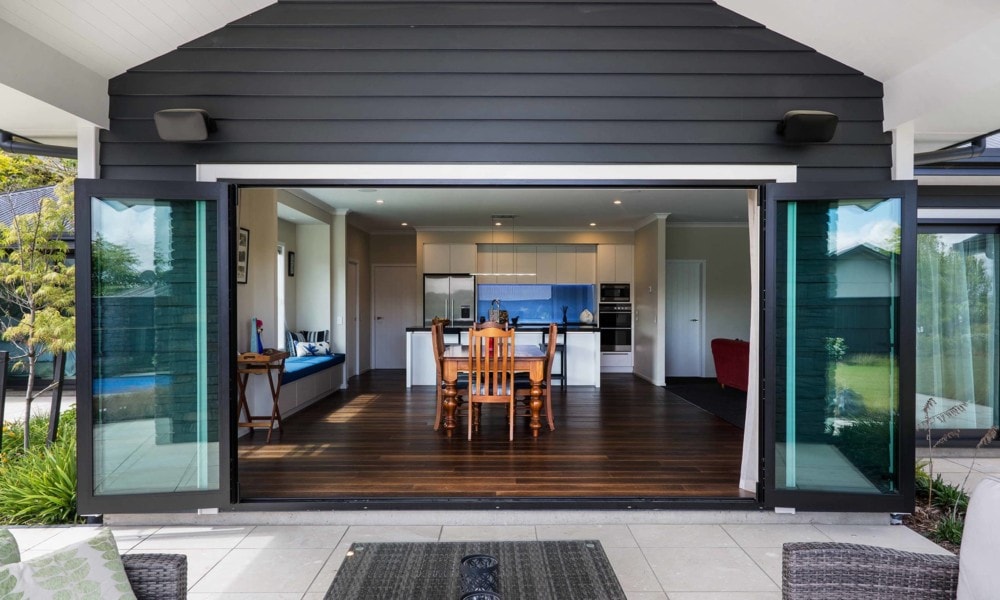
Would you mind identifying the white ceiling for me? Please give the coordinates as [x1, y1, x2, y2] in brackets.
[291, 187, 749, 232]
[2, 1, 1000, 153]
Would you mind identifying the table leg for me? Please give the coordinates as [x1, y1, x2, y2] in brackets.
[529, 365, 544, 438]
[443, 368, 459, 437]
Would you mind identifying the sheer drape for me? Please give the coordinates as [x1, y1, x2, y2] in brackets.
[740, 191, 760, 492]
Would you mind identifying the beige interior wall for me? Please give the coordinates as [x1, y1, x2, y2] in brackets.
[665, 225, 751, 377]
[236, 189, 278, 351]
[632, 220, 659, 384]
[296, 224, 331, 332]
[348, 224, 373, 373]
[370, 232, 417, 264]
[277, 218, 298, 336]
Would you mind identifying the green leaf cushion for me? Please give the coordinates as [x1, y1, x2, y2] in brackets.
[0, 529, 18, 566]
[0, 528, 136, 599]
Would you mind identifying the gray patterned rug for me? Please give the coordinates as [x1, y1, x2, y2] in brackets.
[325, 540, 627, 599]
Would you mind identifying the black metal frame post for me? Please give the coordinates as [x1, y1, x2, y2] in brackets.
[0, 351, 8, 453]
[46, 352, 67, 446]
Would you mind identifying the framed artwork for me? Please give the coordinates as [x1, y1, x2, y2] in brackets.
[288, 251, 296, 277]
[236, 227, 250, 284]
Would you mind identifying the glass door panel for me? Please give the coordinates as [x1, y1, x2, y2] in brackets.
[917, 228, 1000, 432]
[765, 181, 916, 512]
[76, 179, 232, 514]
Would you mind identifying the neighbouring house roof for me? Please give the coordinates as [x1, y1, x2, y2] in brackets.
[0, 185, 57, 227]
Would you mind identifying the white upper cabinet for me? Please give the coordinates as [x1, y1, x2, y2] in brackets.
[575, 245, 596, 284]
[424, 243, 477, 274]
[535, 245, 558, 283]
[515, 245, 537, 284]
[556, 245, 576, 284]
[596, 244, 633, 283]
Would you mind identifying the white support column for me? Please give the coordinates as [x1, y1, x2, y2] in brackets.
[76, 124, 101, 179]
[653, 213, 670, 386]
[892, 121, 915, 181]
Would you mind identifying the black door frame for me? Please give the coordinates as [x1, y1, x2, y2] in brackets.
[74, 179, 236, 515]
[761, 180, 917, 513]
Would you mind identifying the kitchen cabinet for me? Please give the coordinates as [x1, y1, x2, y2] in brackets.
[596, 244, 633, 283]
[556, 245, 576, 284]
[535, 245, 558, 283]
[575, 246, 596, 284]
[515, 245, 537, 283]
[423, 243, 476, 274]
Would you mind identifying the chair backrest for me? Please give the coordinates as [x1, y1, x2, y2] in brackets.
[467, 325, 515, 400]
[431, 322, 445, 377]
[544, 323, 558, 382]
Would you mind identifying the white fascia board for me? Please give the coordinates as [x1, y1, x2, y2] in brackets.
[198, 163, 797, 184]
[0, 19, 108, 129]
[883, 17, 1000, 134]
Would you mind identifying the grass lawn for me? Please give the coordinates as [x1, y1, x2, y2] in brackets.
[835, 360, 898, 413]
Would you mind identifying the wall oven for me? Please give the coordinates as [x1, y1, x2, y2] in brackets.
[598, 303, 632, 351]
[599, 283, 630, 303]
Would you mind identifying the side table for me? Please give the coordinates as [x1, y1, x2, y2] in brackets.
[236, 349, 289, 443]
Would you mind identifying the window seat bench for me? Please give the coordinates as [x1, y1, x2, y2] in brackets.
[283, 353, 346, 384]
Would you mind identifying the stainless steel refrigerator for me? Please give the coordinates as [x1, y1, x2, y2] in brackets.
[423, 275, 475, 326]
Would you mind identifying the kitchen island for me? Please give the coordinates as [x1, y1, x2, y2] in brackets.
[405, 324, 601, 388]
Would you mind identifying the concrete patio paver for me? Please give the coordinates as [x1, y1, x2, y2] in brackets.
[4, 516, 952, 598]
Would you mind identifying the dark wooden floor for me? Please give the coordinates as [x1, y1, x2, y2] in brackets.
[237, 371, 752, 500]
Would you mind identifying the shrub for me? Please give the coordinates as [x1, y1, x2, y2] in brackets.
[0, 408, 79, 525]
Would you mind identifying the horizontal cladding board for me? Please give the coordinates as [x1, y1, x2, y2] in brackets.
[110, 73, 882, 97]
[102, 119, 891, 145]
[181, 26, 812, 52]
[99, 142, 891, 167]
[232, 3, 760, 27]
[111, 96, 886, 121]
[796, 167, 891, 182]
[99, 166, 196, 181]
[136, 49, 859, 76]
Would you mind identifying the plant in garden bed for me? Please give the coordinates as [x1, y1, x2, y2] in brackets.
[0, 408, 79, 525]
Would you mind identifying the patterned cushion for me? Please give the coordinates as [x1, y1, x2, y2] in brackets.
[295, 340, 332, 357]
[0, 529, 18, 566]
[298, 329, 329, 343]
[286, 330, 305, 353]
[0, 528, 136, 599]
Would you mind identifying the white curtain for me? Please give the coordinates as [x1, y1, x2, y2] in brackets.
[740, 191, 761, 492]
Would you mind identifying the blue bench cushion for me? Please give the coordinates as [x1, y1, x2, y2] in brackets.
[283, 353, 345, 384]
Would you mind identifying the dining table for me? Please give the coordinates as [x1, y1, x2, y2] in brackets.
[440, 344, 547, 438]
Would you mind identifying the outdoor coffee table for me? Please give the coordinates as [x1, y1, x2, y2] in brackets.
[324, 540, 627, 599]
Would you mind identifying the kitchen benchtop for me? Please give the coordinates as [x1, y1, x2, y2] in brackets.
[406, 323, 600, 333]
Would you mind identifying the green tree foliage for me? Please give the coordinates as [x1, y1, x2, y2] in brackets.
[92, 234, 142, 296]
[0, 151, 75, 191]
[0, 150, 77, 449]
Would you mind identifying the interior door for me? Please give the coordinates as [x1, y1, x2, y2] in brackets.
[75, 179, 234, 514]
[373, 265, 417, 368]
[665, 260, 705, 377]
[763, 180, 917, 512]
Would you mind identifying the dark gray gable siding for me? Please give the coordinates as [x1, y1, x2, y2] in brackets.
[101, 0, 891, 182]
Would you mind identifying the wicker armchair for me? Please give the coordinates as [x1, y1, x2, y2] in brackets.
[122, 554, 188, 600]
[782, 542, 958, 599]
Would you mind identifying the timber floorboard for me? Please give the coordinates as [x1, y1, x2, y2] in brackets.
[237, 371, 752, 500]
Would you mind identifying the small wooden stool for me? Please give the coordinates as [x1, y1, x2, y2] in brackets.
[236, 349, 288, 443]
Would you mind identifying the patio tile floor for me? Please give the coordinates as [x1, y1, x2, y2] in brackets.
[5, 518, 951, 599]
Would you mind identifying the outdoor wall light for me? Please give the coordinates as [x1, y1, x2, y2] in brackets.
[153, 108, 216, 141]
[777, 110, 839, 143]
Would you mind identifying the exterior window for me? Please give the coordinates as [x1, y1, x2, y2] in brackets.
[90, 197, 219, 495]
[917, 230, 999, 432]
[775, 198, 902, 494]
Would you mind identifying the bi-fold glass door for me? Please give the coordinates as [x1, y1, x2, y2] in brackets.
[764, 181, 917, 512]
[75, 179, 234, 514]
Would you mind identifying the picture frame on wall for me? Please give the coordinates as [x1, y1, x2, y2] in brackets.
[288, 251, 295, 277]
[237, 227, 250, 284]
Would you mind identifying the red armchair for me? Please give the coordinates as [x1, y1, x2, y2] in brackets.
[710, 338, 749, 392]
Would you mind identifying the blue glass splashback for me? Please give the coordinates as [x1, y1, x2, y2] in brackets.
[476, 284, 595, 324]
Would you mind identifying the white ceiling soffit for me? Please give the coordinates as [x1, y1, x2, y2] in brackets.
[716, 0, 1000, 152]
[0, 0, 272, 145]
[295, 187, 749, 233]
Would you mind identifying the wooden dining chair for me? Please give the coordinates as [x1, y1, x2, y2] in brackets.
[515, 322, 557, 431]
[467, 324, 516, 440]
[432, 322, 467, 430]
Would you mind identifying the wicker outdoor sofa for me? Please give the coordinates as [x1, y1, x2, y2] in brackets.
[782, 476, 999, 600]
[122, 553, 188, 600]
[782, 542, 959, 599]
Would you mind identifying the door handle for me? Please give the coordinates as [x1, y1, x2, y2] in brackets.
[376, 316, 383, 320]
[690, 319, 699, 322]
